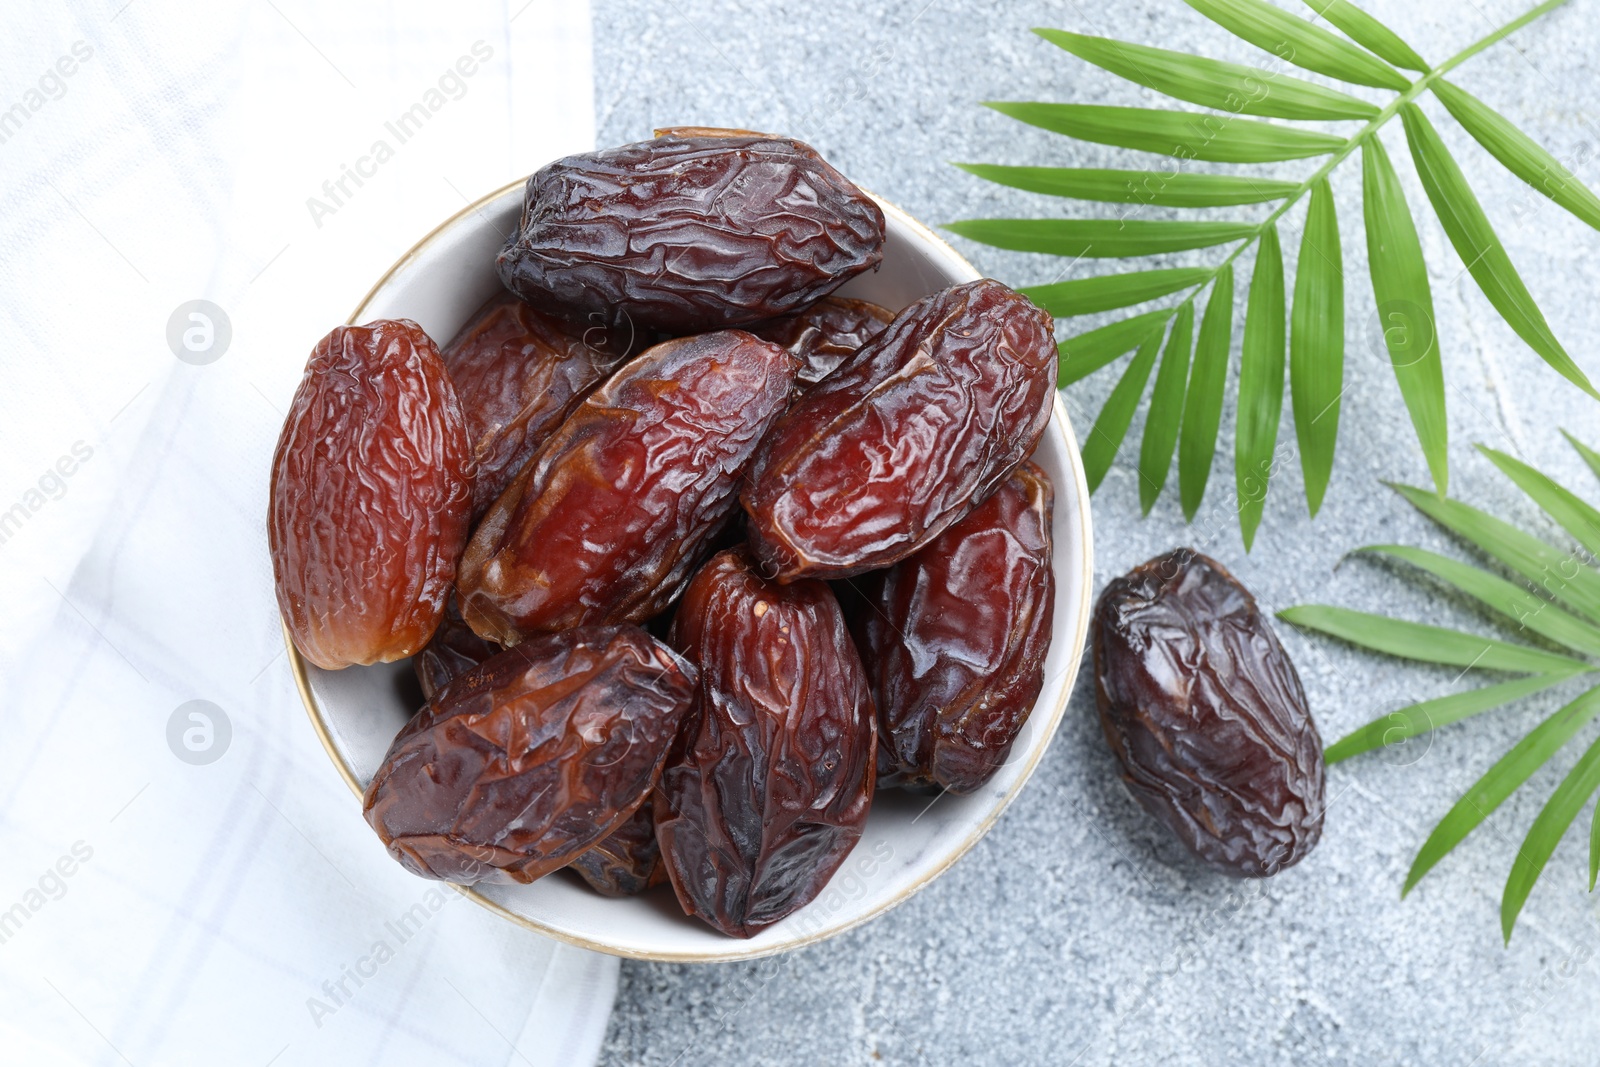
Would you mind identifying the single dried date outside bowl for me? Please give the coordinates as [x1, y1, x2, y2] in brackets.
[657, 549, 876, 938]
[458, 329, 800, 643]
[1093, 549, 1324, 877]
[743, 278, 1057, 581]
[855, 461, 1055, 795]
[441, 291, 634, 518]
[496, 127, 886, 334]
[269, 319, 472, 670]
[363, 626, 696, 885]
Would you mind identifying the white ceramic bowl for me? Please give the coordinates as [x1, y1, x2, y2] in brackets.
[288, 178, 1095, 961]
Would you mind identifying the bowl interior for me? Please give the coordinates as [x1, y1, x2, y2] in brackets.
[292, 182, 1094, 961]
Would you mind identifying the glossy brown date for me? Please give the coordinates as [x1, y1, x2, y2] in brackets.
[458, 329, 799, 644]
[656, 549, 875, 938]
[363, 626, 696, 885]
[413, 597, 499, 702]
[269, 319, 472, 670]
[854, 461, 1055, 795]
[496, 128, 886, 334]
[441, 291, 633, 517]
[748, 296, 893, 385]
[1093, 549, 1324, 877]
[742, 279, 1057, 582]
[568, 799, 666, 897]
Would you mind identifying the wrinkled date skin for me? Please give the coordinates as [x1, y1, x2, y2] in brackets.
[458, 330, 799, 644]
[496, 128, 886, 334]
[656, 549, 875, 938]
[442, 291, 634, 517]
[856, 461, 1055, 795]
[749, 296, 893, 385]
[1093, 549, 1325, 877]
[363, 626, 696, 885]
[413, 597, 499, 702]
[568, 799, 666, 897]
[742, 279, 1057, 581]
[270, 319, 472, 670]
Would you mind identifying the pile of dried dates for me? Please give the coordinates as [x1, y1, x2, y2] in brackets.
[269, 128, 1060, 938]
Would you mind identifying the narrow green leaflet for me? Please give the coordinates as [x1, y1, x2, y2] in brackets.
[1290, 177, 1344, 516]
[1021, 268, 1213, 317]
[1503, 730, 1600, 941]
[1478, 446, 1600, 559]
[952, 164, 1299, 207]
[1431, 78, 1600, 234]
[1390, 484, 1600, 623]
[1363, 135, 1448, 493]
[1301, 0, 1430, 72]
[1566, 429, 1600, 483]
[1033, 28, 1378, 120]
[1236, 223, 1286, 549]
[1325, 674, 1576, 764]
[1401, 104, 1600, 401]
[1140, 302, 1196, 514]
[1058, 309, 1175, 386]
[1082, 327, 1166, 492]
[1180, 267, 1235, 520]
[1356, 545, 1600, 658]
[1275, 605, 1590, 674]
[944, 218, 1254, 259]
[984, 102, 1344, 163]
[1183, 0, 1410, 90]
[1406, 687, 1600, 896]
[1592, 793, 1600, 891]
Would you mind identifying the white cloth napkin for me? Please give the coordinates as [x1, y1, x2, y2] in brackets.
[0, 2, 620, 1064]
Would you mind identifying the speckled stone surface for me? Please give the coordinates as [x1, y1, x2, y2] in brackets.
[592, 2, 1600, 1063]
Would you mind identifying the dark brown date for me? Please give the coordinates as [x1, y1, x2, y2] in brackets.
[568, 799, 666, 897]
[363, 626, 696, 885]
[748, 296, 893, 385]
[742, 279, 1057, 582]
[1093, 549, 1324, 877]
[656, 549, 875, 938]
[496, 128, 886, 334]
[458, 330, 799, 644]
[442, 291, 632, 517]
[269, 319, 472, 670]
[855, 461, 1055, 795]
[413, 597, 499, 702]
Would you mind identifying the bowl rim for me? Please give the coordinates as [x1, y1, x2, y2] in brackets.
[285, 175, 1096, 962]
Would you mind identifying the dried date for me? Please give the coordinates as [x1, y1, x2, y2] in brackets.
[442, 291, 633, 517]
[1093, 549, 1324, 877]
[413, 597, 499, 702]
[458, 329, 799, 643]
[742, 279, 1057, 581]
[748, 296, 893, 385]
[568, 799, 666, 897]
[269, 319, 472, 670]
[855, 461, 1055, 795]
[656, 549, 875, 938]
[363, 626, 696, 885]
[496, 128, 886, 334]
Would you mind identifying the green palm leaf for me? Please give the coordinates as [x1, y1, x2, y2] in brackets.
[1565, 429, 1600, 483]
[1431, 78, 1600, 234]
[1290, 177, 1344, 516]
[1363, 135, 1448, 494]
[1478, 446, 1600, 558]
[1236, 223, 1286, 549]
[1058, 309, 1175, 386]
[1183, 0, 1410, 89]
[1021, 268, 1214, 317]
[1277, 605, 1589, 674]
[1082, 326, 1166, 492]
[984, 102, 1344, 163]
[1401, 104, 1600, 402]
[1140, 302, 1195, 514]
[1324, 674, 1575, 764]
[1301, 0, 1430, 72]
[1180, 267, 1234, 520]
[944, 218, 1254, 258]
[1033, 28, 1378, 120]
[951, 165, 1298, 207]
[1503, 729, 1600, 941]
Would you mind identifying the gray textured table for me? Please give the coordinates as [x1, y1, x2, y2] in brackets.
[592, 2, 1600, 1063]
